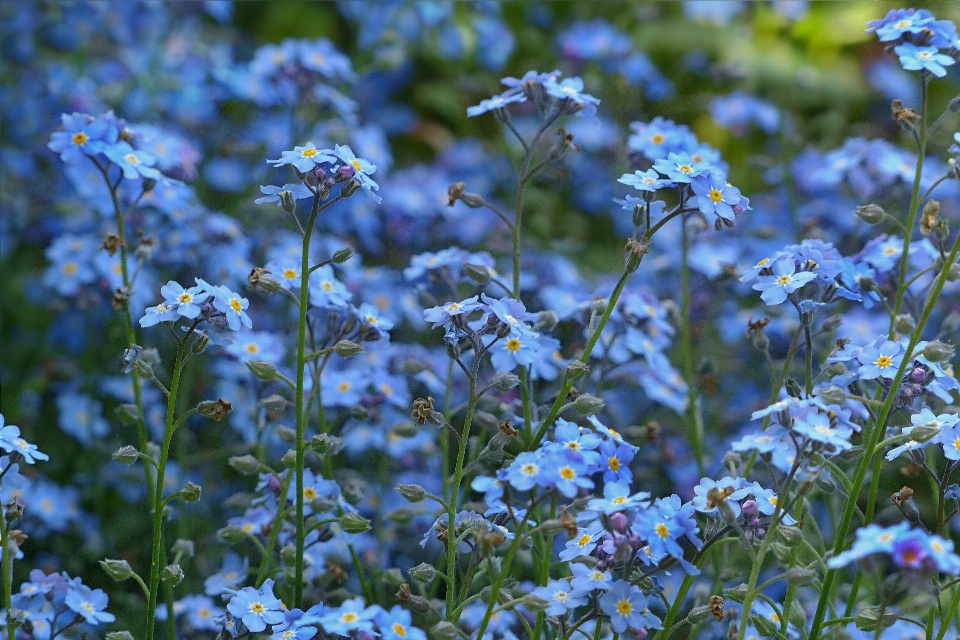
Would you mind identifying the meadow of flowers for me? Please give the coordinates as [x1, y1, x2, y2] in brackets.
[2, 2, 960, 639]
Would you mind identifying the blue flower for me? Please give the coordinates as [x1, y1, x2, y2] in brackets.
[559, 522, 605, 561]
[489, 333, 539, 371]
[309, 265, 351, 308]
[540, 449, 594, 498]
[267, 142, 337, 173]
[856, 339, 903, 380]
[543, 76, 601, 110]
[505, 451, 543, 491]
[255, 183, 313, 206]
[213, 285, 253, 331]
[751, 256, 817, 305]
[599, 580, 659, 633]
[691, 173, 741, 222]
[65, 584, 115, 625]
[319, 597, 380, 636]
[652, 152, 709, 183]
[104, 141, 161, 180]
[618, 168, 672, 192]
[160, 280, 211, 319]
[0, 415, 48, 464]
[424, 296, 482, 330]
[47, 112, 114, 163]
[532, 578, 588, 616]
[466, 91, 526, 117]
[376, 606, 427, 640]
[894, 42, 955, 77]
[792, 411, 853, 451]
[586, 481, 650, 515]
[225, 578, 284, 632]
[569, 562, 612, 592]
[334, 144, 381, 203]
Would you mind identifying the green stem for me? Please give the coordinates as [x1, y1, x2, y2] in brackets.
[889, 75, 928, 337]
[935, 586, 960, 640]
[2, 519, 13, 640]
[809, 230, 960, 639]
[256, 472, 293, 587]
[680, 218, 705, 476]
[144, 337, 187, 640]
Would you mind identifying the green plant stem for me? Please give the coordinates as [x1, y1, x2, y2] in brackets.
[680, 218, 705, 476]
[888, 75, 928, 336]
[472, 510, 534, 638]
[256, 472, 293, 587]
[809, 230, 960, 640]
[2, 519, 13, 640]
[936, 586, 960, 640]
[144, 336, 187, 640]
[293, 192, 342, 608]
[532, 495, 558, 640]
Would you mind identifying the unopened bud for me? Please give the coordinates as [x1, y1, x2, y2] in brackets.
[281, 544, 297, 565]
[113, 445, 139, 465]
[100, 558, 135, 581]
[522, 594, 551, 612]
[459, 192, 485, 208]
[920, 200, 940, 236]
[281, 449, 297, 468]
[217, 525, 247, 544]
[490, 372, 521, 391]
[181, 482, 202, 503]
[894, 314, 916, 335]
[397, 484, 426, 503]
[332, 247, 354, 264]
[311, 433, 345, 456]
[116, 403, 139, 425]
[463, 262, 491, 284]
[341, 180, 361, 198]
[430, 621, 459, 639]
[409, 562, 436, 583]
[855, 606, 897, 632]
[854, 204, 886, 225]
[752, 612, 780, 637]
[687, 605, 715, 625]
[340, 511, 371, 534]
[106, 632, 135, 640]
[160, 564, 184, 586]
[821, 316, 843, 333]
[785, 566, 817, 586]
[170, 539, 195, 558]
[246, 360, 279, 380]
[725, 583, 749, 603]
[279, 190, 296, 214]
[536, 310, 559, 332]
[922, 340, 954, 363]
[565, 360, 589, 382]
[573, 393, 604, 415]
[261, 394, 289, 416]
[228, 455, 261, 475]
[817, 385, 847, 405]
[334, 340, 363, 358]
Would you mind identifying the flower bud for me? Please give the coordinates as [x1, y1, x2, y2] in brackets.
[894, 314, 916, 335]
[535, 310, 559, 332]
[106, 633, 135, 640]
[920, 199, 940, 236]
[228, 455, 261, 475]
[329, 246, 354, 264]
[334, 339, 363, 358]
[573, 393, 605, 416]
[115, 403, 139, 425]
[821, 315, 843, 333]
[341, 180, 361, 198]
[817, 385, 847, 405]
[181, 482, 202, 503]
[741, 499, 759, 517]
[565, 361, 589, 382]
[785, 566, 817, 586]
[609, 512, 629, 532]
[197, 398, 233, 421]
[776, 525, 804, 546]
[686, 605, 715, 625]
[279, 190, 297, 214]
[281, 449, 297, 468]
[910, 423, 942, 443]
[191, 331, 211, 354]
[100, 558, 135, 581]
[922, 340, 954, 363]
[217, 525, 247, 544]
[490, 372, 521, 391]
[171, 539, 195, 558]
[408, 562, 436, 583]
[752, 612, 780, 637]
[160, 563, 184, 586]
[311, 433, 344, 456]
[397, 484, 426, 503]
[785, 377, 803, 398]
[430, 622, 459, 640]
[246, 359, 279, 380]
[854, 203, 886, 225]
[523, 594, 551, 612]
[340, 512, 372, 534]
[855, 606, 897, 632]
[113, 445, 139, 465]
[462, 262, 491, 284]
[724, 583, 749, 603]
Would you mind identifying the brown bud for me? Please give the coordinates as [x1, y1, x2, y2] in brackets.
[498, 418, 519, 438]
[100, 233, 126, 257]
[411, 397, 435, 425]
[920, 200, 940, 236]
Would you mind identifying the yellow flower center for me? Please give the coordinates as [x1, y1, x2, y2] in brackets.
[577, 534, 592, 546]
[608, 456, 620, 471]
[521, 463, 538, 476]
[245, 343, 259, 353]
[757, 258, 769, 266]
[351, 159, 363, 172]
[283, 268, 297, 279]
[655, 523, 669, 538]
[709, 188, 723, 203]
[446, 302, 461, 311]
[250, 602, 265, 614]
[776, 275, 792, 285]
[651, 133, 665, 144]
[876, 355, 892, 368]
[229, 298, 243, 312]
[63, 261, 78, 275]
[302, 148, 318, 157]
[321, 281, 334, 291]
[124, 153, 139, 165]
[178, 292, 193, 303]
[337, 381, 352, 392]
[678, 164, 692, 173]
[392, 623, 407, 637]
[342, 612, 358, 623]
[617, 600, 632, 615]
[506, 338, 522, 352]
[612, 496, 627, 505]
[304, 487, 317, 499]
[560, 466, 575, 480]
[72, 131, 89, 145]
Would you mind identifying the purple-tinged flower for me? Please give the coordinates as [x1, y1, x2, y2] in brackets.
[894, 42, 955, 77]
[225, 578, 284, 632]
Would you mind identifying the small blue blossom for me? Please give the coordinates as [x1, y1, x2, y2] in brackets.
[65, 584, 116, 625]
[618, 168, 672, 192]
[255, 183, 313, 206]
[691, 173, 741, 222]
[225, 578, 284, 632]
[0, 415, 48, 464]
[267, 142, 337, 173]
[160, 280, 211, 319]
[751, 256, 817, 305]
[104, 141, 161, 180]
[213, 285, 253, 331]
[533, 578, 588, 616]
[334, 143, 381, 203]
[599, 580, 660, 633]
[652, 152, 709, 183]
[856, 339, 903, 380]
[466, 92, 526, 117]
[894, 42, 955, 77]
[318, 597, 380, 636]
[47, 112, 114, 163]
